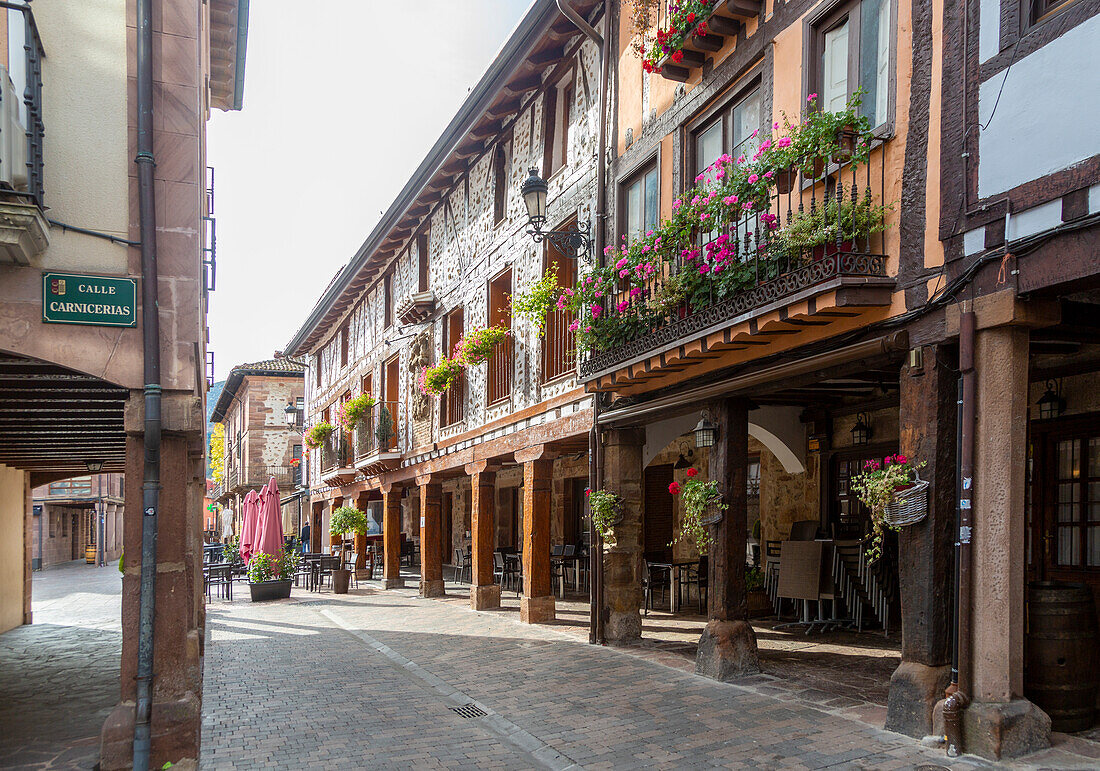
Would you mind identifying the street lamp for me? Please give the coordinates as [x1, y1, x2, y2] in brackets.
[284, 402, 298, 427]
[86, 459, 104, 473]
[693, 416, 720, 449]
[851, 413, 872, 446]
[1037, 380, 1065, 420]
[520, 167, 592, 256]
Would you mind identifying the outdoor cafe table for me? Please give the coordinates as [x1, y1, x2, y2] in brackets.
[550, 553, 584, 596]
[645, 559, 701, 613]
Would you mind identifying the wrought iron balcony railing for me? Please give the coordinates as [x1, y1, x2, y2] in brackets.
[354, 400, 400, 462]
[579, 139, 892, 381]
[0, 5, 44, 208]
[321, 431, 351, 474]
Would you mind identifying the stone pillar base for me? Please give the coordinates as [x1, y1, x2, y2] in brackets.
[419, 579, 445, 598]
[695, 619, 761, 681]
[605, 609, 641, 644]
[932, 698, 1050, 760]
[99, 694, 201, 771]
[382, 578, 405, 590]
[520, 594, 555, 623]
[885, 661, 952, 738]
[471, 584, 501, 610]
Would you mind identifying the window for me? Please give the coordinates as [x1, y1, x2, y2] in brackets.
[48, 476, 93, 496]
[1027, 0, 1080, 28]
[692, 86, 762, 174]
[811, 0, 892, 129]
[441, 307, 465, 426]
[487, 270, 512, 403]
[622, 163, 659, 242]
[1051, 436, 1100, 568]
[339, 325, 349, 368]
[493, 137, 511, 225]
[747, 457, 761, 498]
[544, 72, 574, 175]
[314, 353, 321, 387]
[543, 238, 577, 382]
[292, 444, 303, 485]
[383, 273, 393, 329]
[417, 231, 430, 293]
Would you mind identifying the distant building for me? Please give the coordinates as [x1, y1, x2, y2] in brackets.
[31, 474, 123, 568]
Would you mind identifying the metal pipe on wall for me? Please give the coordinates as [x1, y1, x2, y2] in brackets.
[944, 309, 976, 757]
[133, 0, 163, 766]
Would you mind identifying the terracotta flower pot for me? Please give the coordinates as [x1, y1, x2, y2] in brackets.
[774, 165, 797, 195]
[832, 126, 858, 164]
[811, 240, 856, 261]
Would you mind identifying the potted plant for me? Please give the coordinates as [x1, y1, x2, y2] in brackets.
[586, 488, 623, 547]
[329, 505, 368, 593]
[773, 195, 890, 261]
[668, 467, 722, 553]
[222, 535, 240, 564]
[510, 263, 560, 336]
[247, 550, 298, 601]
[453, 325, 509, 366]
[745, 564, 771, 617]
[341, 393, 376, 431]
[849, 454, 927, 563]
[418, 358, 464, 397]
[375, 404, 395, 449]
[304, 421, 335, 451]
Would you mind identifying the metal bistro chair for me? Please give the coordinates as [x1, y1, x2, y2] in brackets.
[317, 554, 339, 591]
[643, 559, 671, 616]
[680, 555, 708, 613]
[493, 551, 520, 595]
[454, 547, 472, 584]
[346, 551, 360, 590]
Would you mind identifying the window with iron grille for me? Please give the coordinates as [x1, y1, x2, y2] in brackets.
[441, 307, 465, 426]
[543, 243, 576, 382]
[487, 271, 513, 403]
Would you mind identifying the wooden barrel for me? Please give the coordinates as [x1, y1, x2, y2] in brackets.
[84, 544, 97, 564]
[1026, 581, 1100, 732]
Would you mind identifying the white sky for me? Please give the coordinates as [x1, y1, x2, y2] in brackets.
[206, 1, 533, 379]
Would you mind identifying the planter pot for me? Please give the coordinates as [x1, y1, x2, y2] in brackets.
[832, 126, 859, 164]
[249, 579, 292, 602]
[774, 166, 797, 195]
[747, 589, 772, 618]
[333, 568, 351, 594]
[883, 475, 930, 527]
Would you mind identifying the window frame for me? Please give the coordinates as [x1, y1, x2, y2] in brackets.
[416, 231, 430, 293]
[1024, 0, 1081, 30]
[493, 134, 513, 226]
[383, 272, 393, 330]
[617, 147, 661, 245]
[687, 77, 764, 183]
[486, 268, 514, 405]
[543, 69, 575, 178]
[804, 0, 898, 137]
[542, 231, 578, 384]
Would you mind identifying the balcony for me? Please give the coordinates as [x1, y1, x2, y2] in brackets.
[320, 431, 356, 485]
[656, 0, 762, 83]
[353, 400, 402, 476]
[580, 142, 895, 392]
[0, 8, 47, 265]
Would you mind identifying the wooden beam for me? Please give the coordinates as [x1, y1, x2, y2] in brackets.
[688, 33, 724, 52]
[722, 0, 762, 21]
[486, 98, 521, 120]
[706, 15, 741, 36]
[660, 63, 691, 82]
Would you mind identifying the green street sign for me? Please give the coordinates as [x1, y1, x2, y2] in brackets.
[42, 272, 137, 328]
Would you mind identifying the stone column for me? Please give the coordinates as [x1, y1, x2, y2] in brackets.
[887, 345, 956, 737]
[466, 460, 500, 610]
[381, 483, 404, 589]
[603, 428, 644, 643]
[696, 398, 759, 680]
[964, 324, 1049, 758]
[517, 448, 555, 623]
[417, 475, 444, 597]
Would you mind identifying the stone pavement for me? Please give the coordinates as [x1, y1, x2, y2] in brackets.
[202, 580, 989, 770]
[0, 559, 122, 770]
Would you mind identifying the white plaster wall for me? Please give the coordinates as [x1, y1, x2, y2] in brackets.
[35, 0, 130, 273]
[977, 15, 1100, 198]
[979, 0, 1001, 63]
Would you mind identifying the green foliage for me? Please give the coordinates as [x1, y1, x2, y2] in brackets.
[341, 393, 376, 430]
[209, 423, 226, 485]
[669, 474, 721, 554]
[222, 535, 239, 563]
[419, 358, 464, 397]
[511, 263, 561, 337]
[304, 422, 335, 450]
[330, 505, 368, 537]
[247, 549, 299, 583]
[745, 565, 764, 592]
[587, 489, 622, 547]
[773, 195, 890, 253]
[850, 454, 925, 563]
[453, 326, 509, 366]
[375, 405, 395, 446]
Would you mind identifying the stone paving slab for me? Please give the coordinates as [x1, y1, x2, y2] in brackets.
[201, 584, 992, 770]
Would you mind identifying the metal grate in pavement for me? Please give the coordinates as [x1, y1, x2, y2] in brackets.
[449, 703, 487, 719]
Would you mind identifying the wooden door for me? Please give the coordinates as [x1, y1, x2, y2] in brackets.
[643, 464, 674, 561]
[442, 492, 453, 567]
[384, 357, 399, 449]
[1032, 414, 1100, 609]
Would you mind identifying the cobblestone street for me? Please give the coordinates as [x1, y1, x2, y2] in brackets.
[0, 560, 122, 770]
[202, 580, 989, 771]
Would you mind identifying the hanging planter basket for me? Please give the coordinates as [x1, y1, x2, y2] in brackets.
[882, 474, 930, 527]
[699, 496, 725, 526]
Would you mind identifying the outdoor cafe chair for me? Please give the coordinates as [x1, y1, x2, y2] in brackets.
[680, 555, 708, 612]
[643, 558, 671, 616]
[346, 552, 359, 590]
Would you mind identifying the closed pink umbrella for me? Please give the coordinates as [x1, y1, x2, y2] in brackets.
[253, 476, 284, 558]
[238, 489, 260, 563]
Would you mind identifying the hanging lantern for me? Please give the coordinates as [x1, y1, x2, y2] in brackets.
[1037, 380, 1065, 420]
[851, 412, 872, 446]
[693, 417, 719, 448]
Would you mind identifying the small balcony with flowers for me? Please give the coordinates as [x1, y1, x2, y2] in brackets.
[348, 396, 402, 478]
[637, 0, 763, 83]
[306, 419, 356, 486]
[537, 97, 897, 394]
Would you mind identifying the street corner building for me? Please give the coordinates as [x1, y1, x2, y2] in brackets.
[0, 1, 250, 769]
[283, 0, 1100, 762]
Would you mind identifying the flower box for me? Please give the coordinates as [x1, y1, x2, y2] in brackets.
[249, 579, 292, 602]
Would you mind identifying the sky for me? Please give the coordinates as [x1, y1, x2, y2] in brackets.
[206, 1, 533, 379]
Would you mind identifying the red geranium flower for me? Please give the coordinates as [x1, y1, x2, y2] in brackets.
[668, 481, 682, 495]
[672, 50, 684, 63]
[687, 12, 695, 22]
[686, 467, 698, 478]
[897, 455, 908, 464]
[584, 488, 591, 497]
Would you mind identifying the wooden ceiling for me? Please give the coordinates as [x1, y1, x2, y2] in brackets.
[0, 354, 127, 482]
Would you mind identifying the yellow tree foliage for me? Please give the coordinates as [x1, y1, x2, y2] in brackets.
[209, 423, 226, 485]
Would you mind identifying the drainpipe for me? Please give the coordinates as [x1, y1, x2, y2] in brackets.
[944, 309, 975, 756]
[557, 0, 610, 646]
[133, 0, 162, 767]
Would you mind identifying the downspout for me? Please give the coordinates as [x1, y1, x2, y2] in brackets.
[557, 0, 609, 646]
[133, 0, 162, 768]
[944, 309, 975, 756]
